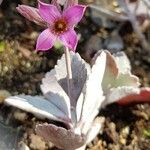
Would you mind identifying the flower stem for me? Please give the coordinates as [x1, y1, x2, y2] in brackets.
[64, 47, 72, 100]
[64, 47, 77, 124]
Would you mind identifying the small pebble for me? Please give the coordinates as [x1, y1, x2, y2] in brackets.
[14, 110, 28, 122]
[0, 90, 11, 104]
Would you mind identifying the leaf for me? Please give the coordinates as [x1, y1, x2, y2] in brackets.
[93, 51, 140, 93]
[36, 124, 85, 150]
[76, 92, 84, 122]
[102, 86, 141, 107]
[117, 87, 150, 105]
[40, 70, 71, 119]
[55, 52, 87, 107]
[72, 117, 105, 150]
[5, 95, 71, 123]
[80, 51, 106, 125]
[109, 52, 140, 87]
[112, 73, 140, 88]
[85, 117, 105, 143]
[102, 51, 119, 93]
[113, 51, 131, 74]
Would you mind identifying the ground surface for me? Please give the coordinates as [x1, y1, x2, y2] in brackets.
[0, 0, 150, 150]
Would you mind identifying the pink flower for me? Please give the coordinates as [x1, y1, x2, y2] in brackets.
[17, 1, 86, 51]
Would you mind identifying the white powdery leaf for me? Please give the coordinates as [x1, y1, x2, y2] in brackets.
[55, 52, 87, 107]
[40, 70, 57, 94]
[36, 124, 85, 150]
[62, 116, 104, 150]
[55, 53, 67, 82]
[5, 95, 71, 123]
[76, 92, 84, 122]
[70, 53, 88, 105]
[109, 51, 140, 88]
[117, 87, 150, 105]
[112, 73, 140, 88]
[93, 51, 140, 93]
[102, 86, 140, 107]
[113, 51, 131, 74]
[40, 70, 71, 118]
[80, 51, 106, 124]
[85, 117, 105, 144]
[101, 51, 119, 93]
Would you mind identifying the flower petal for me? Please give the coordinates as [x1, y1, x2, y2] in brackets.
[63, 5, 86, 27]
[36, 29, 56, 51]
[16, 5, 46, 26]
[38, 1, 61, 24]
[59, 29, 78, 51]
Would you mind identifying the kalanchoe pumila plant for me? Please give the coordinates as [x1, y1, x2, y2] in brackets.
[5, 50, 150, 149]
[17, 0, 86, 51]
[5, 51, 107, 150]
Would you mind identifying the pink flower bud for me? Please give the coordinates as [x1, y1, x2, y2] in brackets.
[16, 5, 46, 26]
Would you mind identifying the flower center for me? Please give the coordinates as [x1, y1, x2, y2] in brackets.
[54, 19, 68, 34]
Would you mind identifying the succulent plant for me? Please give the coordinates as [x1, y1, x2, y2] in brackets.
[4, 50, 150, 149]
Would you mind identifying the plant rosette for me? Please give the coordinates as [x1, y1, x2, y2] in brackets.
[5, 50, 150, 150]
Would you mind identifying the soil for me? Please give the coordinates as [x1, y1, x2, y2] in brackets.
[0, 0, 150, 150]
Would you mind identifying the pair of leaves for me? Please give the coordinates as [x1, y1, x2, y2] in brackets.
[93, 50, 150, 107]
